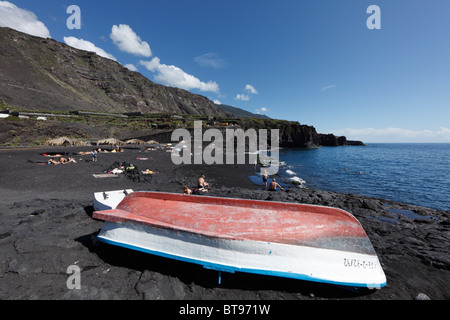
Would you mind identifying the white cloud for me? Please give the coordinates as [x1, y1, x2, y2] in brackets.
[63, 37, 117, 61]
[235, 84, 258, 101]
[255, 107, 268, 114]
[140, 57, 161, 72]
[140, 57, 220, 94]
[0, 1, 51, 38]
[321, 85, 336, 91]
[235, 94, 250, 101]
[110, 24, 151, 57]
[194, 52, 226, 69]
[213, 100, 222, 105]
[331, 127, 450, 143]
[245, 84, 258, 95]
[125, 64, 138, 72]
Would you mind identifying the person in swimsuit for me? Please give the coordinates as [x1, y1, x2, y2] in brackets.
[262, 170, 268, 190]
[182, 185, 192, 194]
[92, 149, 98, 162]
[46, 158, 60, 165]
[268, 178, 284, 191]
[68, 156, 77, 163]
[198, 175, 210, 189]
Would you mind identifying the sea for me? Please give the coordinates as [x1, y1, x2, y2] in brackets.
[266, 143, 449, 211]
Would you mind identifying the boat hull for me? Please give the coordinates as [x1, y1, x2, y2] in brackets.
[93, 189, 133, 211]
[93, 191, 386, 288]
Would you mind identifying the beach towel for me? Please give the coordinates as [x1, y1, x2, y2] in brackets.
[93, 174, 119, 178]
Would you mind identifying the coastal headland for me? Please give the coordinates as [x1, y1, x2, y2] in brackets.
[0, 144, 448, 300]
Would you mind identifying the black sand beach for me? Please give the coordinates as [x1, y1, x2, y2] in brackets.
[0, 145, 449, 301]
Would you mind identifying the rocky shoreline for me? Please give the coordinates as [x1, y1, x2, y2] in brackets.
[0, 146, 448, 300]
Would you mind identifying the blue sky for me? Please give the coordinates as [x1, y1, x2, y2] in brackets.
[1, 0, 449, 142]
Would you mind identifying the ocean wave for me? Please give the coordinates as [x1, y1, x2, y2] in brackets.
[289, 176, 306, 185]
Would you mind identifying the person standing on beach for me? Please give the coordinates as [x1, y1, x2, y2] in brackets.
[262, 170, 268, 190]
[92, 149, 98, 162]
[268, 178, 284, 191]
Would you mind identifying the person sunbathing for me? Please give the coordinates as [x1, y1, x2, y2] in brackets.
[198, 175, 210, 189]
[142, 169, 159, 175]
[182, 186, 192, 194]
[183, 185, 208, 195]
[46, 158, 60, 165]
[68, 156, 77, 163]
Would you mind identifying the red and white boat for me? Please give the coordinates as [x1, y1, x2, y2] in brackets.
[93, 191, 386, 288]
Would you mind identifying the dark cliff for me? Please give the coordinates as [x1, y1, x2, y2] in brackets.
[238, 119, 364, 148]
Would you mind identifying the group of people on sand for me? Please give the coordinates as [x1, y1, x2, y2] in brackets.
[84, 147, 125, 162]
[91, 147, 124, 162]
[46, 156, 77, 165]
[182, 175, 210, 195]
[44, 146, 118, 165]
[181, 171, 284, 195]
